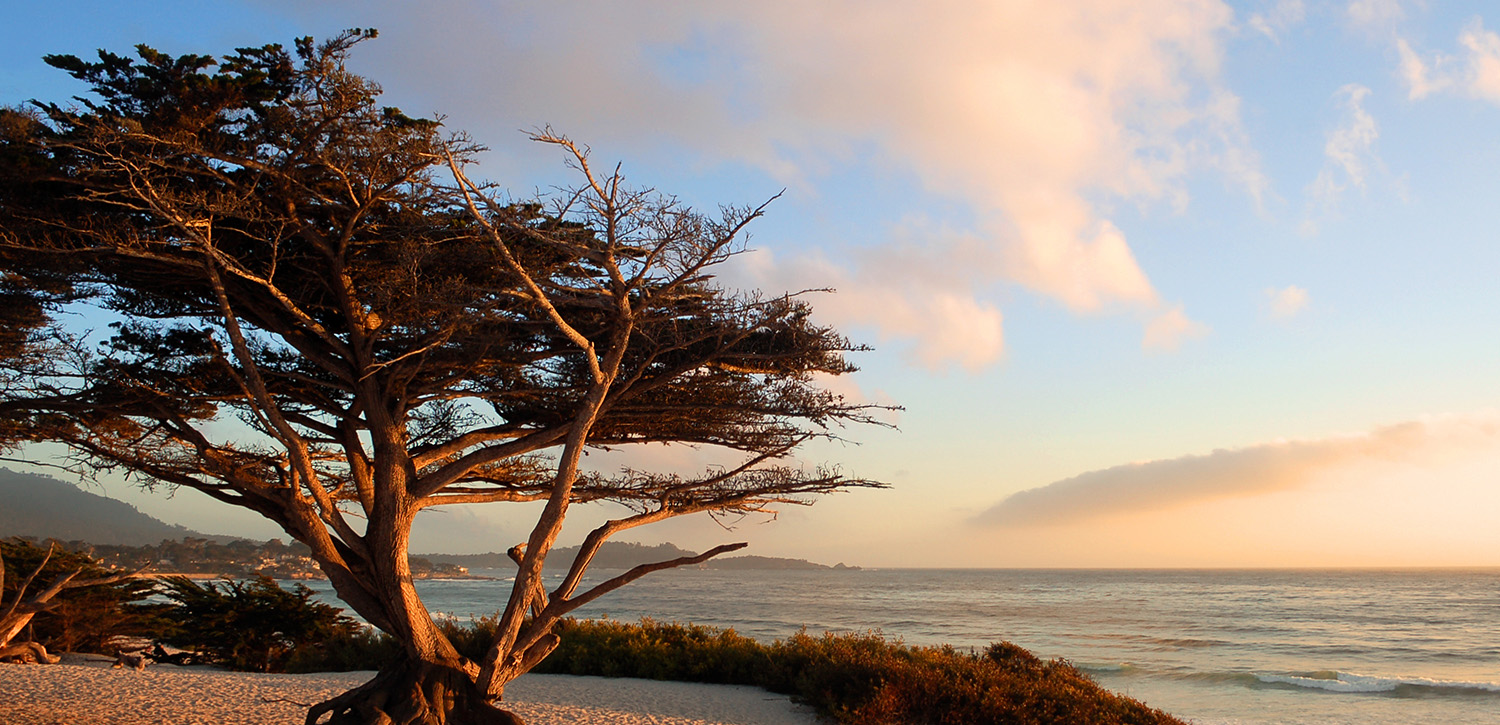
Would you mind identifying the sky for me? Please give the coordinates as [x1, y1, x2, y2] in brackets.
[5, 0, 1500, 567]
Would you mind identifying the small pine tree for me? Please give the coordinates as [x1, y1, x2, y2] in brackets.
[157, 575, 363, 672]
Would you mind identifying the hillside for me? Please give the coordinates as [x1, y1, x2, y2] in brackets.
[0, 468, 212, 546]
[0, 470, 858, 570]
[420, 541, 858, 571]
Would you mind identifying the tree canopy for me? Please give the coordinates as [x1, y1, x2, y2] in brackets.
[0, 30, 888, 724]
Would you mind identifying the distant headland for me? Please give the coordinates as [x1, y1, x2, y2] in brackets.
[1, 469, 858, 577]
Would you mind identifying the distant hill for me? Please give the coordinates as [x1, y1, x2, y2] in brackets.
[420, 541, 858, 571]
[419, 542, 694, 570]
[0, 468, 215, 546]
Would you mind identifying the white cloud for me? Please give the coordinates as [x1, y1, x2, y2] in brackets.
[1397, 39, 1448, 99]
[1324, 84, 1379, 189]
[1142, 304, 1210, 351]
[1346, 0, 1406, 30]
[736, 237, 1007, 372]
[1249, 0, 1306, 41]
[1307, 84, 1381, 217]
[1264, 285, 1309, 318]
[975, 414, 1500, 527]
[1395, 18, 1500, 104]
[284, 0, 1252, 366]
[1459, 18, 1500, 101]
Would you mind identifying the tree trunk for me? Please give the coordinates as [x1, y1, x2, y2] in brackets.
[307, 657, 524, 725]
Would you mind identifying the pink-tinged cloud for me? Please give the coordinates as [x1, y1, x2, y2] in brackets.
[1142, 304, 1211, 352]
[734, 235, 1006, 372]
[1264, 285, 1309, 318]
[1397, 18, 1500, 105]
[1346, 0, 1406, 30]
[280, 0, 1243, 366]
[975, 415, 1500, 526]
[1249, 0, 1307, 41]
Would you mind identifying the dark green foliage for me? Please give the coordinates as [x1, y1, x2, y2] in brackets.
[530, 619, 1185, 725]
[435, 613, 501, 662]
[532, 618, 773, 684]
[284, 625, 400, 674]
[156, 575, 363, 672]
[0, 537, 157, 652]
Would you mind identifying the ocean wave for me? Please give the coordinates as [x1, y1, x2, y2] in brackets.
[1074, 632, 1229, 650]
[1076, 662, 1144, 675]
[1253, 671, 1500, 696]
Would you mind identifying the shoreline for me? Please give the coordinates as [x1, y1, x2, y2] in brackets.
[0, 655, 819, 725]
[142, 572, 501, 582]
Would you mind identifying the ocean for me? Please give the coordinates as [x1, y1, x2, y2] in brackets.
[306, 567, 1500, 725]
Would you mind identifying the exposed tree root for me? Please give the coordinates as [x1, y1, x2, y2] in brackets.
[308, 659, 524, 725]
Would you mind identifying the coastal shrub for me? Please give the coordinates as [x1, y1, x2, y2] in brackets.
[284, 626, 400, 673]
[201, 610, 1183, 723]
[530, 618, 1184, 725]
[436, 612, 502, 662]
[0, 538, 160, 653]
[156, 575, 364, 672]
[533, 618, 772, 684]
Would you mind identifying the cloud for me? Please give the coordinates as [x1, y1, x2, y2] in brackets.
[1142, 304, 1210, 351]
[1397, 39, 1449, 99]
[1249, 0, 1306, 41]
[1346, 0, 1406, 30]
[1306, 84, 1381, 217]
[280, 0, 1248, 365]
[1395, 18, 1500, 104]
[411, 505, 530, 554]
[1459, 18, 1500, 101]
[974, 414, 1500, 527]
[1264, 285, 1309, 318]
[735, 231, 1007, 371]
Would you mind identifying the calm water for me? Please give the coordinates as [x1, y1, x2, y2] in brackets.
[307, 568, 1500, 725]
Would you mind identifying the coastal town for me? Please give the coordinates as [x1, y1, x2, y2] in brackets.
[69, 537, 474, 580]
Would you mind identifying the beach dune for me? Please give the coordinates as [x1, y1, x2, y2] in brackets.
[0, 655, 820, 725]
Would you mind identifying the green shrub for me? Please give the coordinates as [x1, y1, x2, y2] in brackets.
[436, 612, 502, 662]
[156, 575, 364, 672]
[531, 618, 1184, 725]
[284, 625, 400, 673]
[533, 618, 772, 684]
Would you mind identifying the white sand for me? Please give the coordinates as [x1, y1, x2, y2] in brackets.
[0, 655, 821, 725]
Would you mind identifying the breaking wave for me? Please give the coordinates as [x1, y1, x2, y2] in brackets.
[1253, 671, 1500, 696]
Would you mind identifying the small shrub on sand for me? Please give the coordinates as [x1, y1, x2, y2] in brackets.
[536, 618, 772, 684]
[164, 606, 1185, 723]
[284, 626, 400, 674]
[156, 576, 364, 673]
[533, 619, 1185, 725]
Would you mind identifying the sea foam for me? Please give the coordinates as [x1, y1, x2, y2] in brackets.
[1255, 671, 1500, 695]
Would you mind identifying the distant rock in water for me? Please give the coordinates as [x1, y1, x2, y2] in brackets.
[420, 541, 858, 571]
[0, 468, 211, 545]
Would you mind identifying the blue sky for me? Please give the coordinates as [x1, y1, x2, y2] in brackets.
[6, 0, 1500, 567]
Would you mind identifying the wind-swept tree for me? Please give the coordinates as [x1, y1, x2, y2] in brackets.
[0, 31, 887, 724]
[0, 108, 79, 451]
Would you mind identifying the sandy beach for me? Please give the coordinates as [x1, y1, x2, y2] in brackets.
[0, 655, 821, 725]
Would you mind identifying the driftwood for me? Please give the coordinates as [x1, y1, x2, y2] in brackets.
[112, 650, 148, 670]
[0, 542, 140, 662]
[146, 643, 198, 666]
[0, 640, 59, 664]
